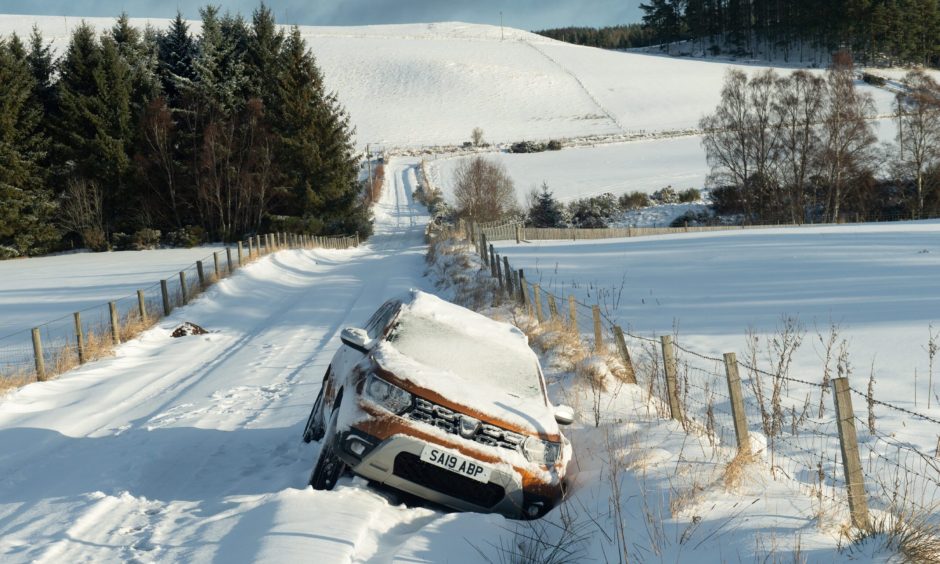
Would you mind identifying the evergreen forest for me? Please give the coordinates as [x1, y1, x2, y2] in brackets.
[0, 4, 371, 259]
[539, 1, 940, 67]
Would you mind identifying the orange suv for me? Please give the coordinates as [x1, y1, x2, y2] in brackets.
[302, 290, 573, 519]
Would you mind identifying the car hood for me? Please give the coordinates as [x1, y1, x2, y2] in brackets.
[372, 342, 560, 440]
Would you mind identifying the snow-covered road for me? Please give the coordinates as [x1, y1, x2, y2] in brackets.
[0, 158, 464, 563]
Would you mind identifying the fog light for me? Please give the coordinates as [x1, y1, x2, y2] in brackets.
[346, 437, 368, 457]
[525, 502, 544, 518]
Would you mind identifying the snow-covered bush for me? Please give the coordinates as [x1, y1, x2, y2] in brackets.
[618, 191, 651, 210]
[650, 186, 679, 204]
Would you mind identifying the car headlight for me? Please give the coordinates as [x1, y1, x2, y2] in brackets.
[522, 436, 561, 466]
[364, 374, 412, 414]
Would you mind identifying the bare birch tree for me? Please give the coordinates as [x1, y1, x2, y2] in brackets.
[452, 156, 516, 222]
[896, 70, 940, 216]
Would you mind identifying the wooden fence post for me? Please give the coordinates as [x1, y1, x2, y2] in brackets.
[613, 326, 637, 384]
[515, 225, 521, 244]
[226, 248, 233, 273]
[196, 260, 206, 288]
[179, 271, 188, 304]
[248, 237, 254, 258]
[109, 301, 120, 344]
[214, 252, 221, 278]
[533, 284, 543, 323]
[481, 233, 489, 266]
[74, 312, 85, 364]
[137, 290, 147, 324]
[489, 245, 497, 278]
[503, 256, 513, 297]
[660, 335, 684, 423]
[161, 280, 171, 316]
[569, 295, 578, 333]
[494, 253, 504, 291]
[237, 242, 244, 266]
[832, 377, 871, 531]
[518, 269, 527, 306]
[592, 305, 604, 351]
[723, 352, 750, 452]
[548, 294, 559, 322]
[31, 328, 45, 381]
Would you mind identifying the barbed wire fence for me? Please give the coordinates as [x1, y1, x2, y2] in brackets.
[443, 218, 940, 535]
[0, 232, 361, 387]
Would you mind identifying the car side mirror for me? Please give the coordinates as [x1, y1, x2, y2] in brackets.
[341, 327, 374, 354]
[554, 404, 575, 426]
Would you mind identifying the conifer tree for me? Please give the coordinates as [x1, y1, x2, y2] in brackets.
[527, 183, 565, 227]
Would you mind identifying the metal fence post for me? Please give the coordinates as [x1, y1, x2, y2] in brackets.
[31, 328, 45, 381]
[723, 352, 750, 452]
[832, 377, 871, 531]
[660, 335, 683, 423]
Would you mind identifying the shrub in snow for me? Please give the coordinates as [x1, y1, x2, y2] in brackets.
[670, 209, 713, 227]
[618, 191, 651, 210]
[708, 185, 746, 215]
[547, 139, 563, 151]
[650, 186, 679, 204]
[569, 193, 618, 228]
[678, 188, 701, 203]
[165, 225, 206, 248]
[526, 183, 567, 227]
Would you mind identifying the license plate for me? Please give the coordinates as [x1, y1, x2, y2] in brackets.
[420, 445, 492, 483]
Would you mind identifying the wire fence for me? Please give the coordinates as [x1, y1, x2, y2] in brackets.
[445, 218, 940, 532]
[0, 232, 361, 386]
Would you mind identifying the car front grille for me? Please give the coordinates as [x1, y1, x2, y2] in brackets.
[407, 397, 525, 452]
[392, 452, 506, 508]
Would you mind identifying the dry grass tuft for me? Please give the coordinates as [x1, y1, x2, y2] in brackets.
[721, 448, 762, 491]
[847, 507, 940, 562]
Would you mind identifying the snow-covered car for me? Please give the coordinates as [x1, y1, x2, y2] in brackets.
[302, 290, 573, 519]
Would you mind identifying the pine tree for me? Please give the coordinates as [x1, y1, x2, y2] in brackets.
[0, 39, 57, 256]
[157, 12, 197, 108]
[527, 183, 565, 227]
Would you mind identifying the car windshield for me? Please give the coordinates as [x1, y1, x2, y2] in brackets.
[387, 313, 544, 399]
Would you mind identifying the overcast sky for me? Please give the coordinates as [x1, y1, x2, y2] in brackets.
[0, 1, 643, 30]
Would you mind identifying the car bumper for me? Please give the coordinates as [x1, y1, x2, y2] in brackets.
[333, 428, 551, 518]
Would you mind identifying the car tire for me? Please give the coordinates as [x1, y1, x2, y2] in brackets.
[309, 402, 346, 490]
[302, 368, 331, 443]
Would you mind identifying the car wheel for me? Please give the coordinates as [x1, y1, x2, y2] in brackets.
[302, 387, 326, 443]
[309, 402, 346, 490]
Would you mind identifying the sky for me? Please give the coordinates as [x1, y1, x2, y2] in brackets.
[0, 1, 644, 30]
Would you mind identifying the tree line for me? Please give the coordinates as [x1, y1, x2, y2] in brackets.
[701, 52, 940, 224]
[0, 4, 370, 258]
[641, 0, 940, 65]
[540, 1, 940, 68]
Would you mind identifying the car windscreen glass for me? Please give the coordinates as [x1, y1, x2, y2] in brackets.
[387, 314, 543, 399]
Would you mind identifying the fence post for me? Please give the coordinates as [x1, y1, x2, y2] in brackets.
[137, 290, 147, 324]
[503, 256, 513, 297]
[481, 233, 489, 266]
[533, 284, 543, 323]
[832, 377, 871, 531]
[197, 260, 206, 288]
[515, 225, 521, 244]
[213, 252, 221, 278]
[237, 242, 244, 266]
[74, 312, 85, 364]
[592, 305, 604, 352]
[494, 253, 504, 291]
[660, 335, 684, 423]
[569, 295, 578, 333]
[489, 245, 498, 278]
[248, 237, 254, 258]
[612, 326, 637, 384]
[226, 247, 233, 273]
[179, 271, 188, 305]
[161, 279, 171, 316]
[32, 328, 45, 381]
[518, 269, 527, 306]
[109, 301, 120, 344]
[548, 294, 559, 322]
[722, 352, 750, 452]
